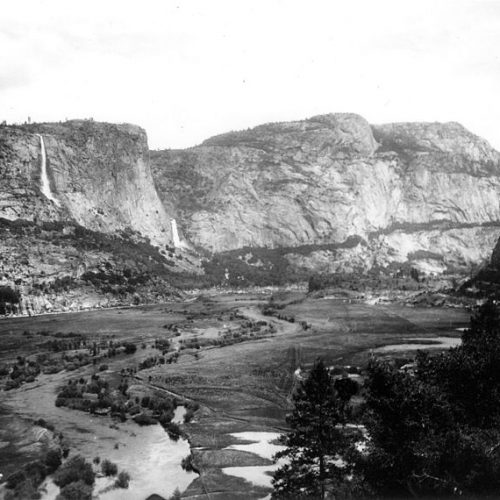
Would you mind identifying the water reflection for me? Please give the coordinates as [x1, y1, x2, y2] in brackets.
[40, 423, 196, 500]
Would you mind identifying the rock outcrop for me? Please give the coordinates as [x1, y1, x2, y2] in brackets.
[1, 120, 173, 248]
[151, 113, 500, 275]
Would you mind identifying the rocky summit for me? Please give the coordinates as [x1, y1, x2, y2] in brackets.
[151, 113, 500, 276]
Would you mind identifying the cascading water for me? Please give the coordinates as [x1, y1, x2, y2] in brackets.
[170, 218, 182, 247]
[37, 134, 60, 207]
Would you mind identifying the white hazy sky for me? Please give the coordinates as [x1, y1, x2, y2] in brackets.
[1, 0, 500, 150]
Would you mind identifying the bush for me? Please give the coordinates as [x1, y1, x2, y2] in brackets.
[101, 459, 118, 477]
[133, 414, 157, 426]
[0, 286, 20, 304]
[169, 487, 182, 500]
[184, 408, 195, 423]
[186, 401, 200, 412]
[115, 471, 130, 489]
[45, 448, 63, 473]
[6, 470, 26, 489]
[56, 480, 93, 500]
[5, 379, 21, 391]
[181, 454, 196, 472]
[24, 459, 48, 486]
[123, 343, 137, 354]
[55, 397, 66, 407]
[53, 455, 95, 488]
[162, 421, 183, 441]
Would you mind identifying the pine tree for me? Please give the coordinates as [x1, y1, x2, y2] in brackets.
[272, 359, 351, 499]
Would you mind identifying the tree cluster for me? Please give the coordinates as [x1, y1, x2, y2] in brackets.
[359, 301, 500, 498]
[273, 301, 500, 499]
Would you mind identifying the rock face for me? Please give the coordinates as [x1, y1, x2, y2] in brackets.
[151, 113, 500, 274]
[1, 120, 173, 247]
[0, 120, 199, 315]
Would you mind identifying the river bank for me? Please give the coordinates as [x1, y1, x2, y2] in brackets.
[0, 291, 470, 499]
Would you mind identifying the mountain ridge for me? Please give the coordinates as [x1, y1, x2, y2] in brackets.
[150, 113, 500, 277]
[2, 113, 500, 312]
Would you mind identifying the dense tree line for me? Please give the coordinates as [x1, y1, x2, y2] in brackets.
[0, 285, 20, 314]
[273, 301, 500, 499]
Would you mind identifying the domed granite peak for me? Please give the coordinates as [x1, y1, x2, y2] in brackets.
[372, 121, 500, 167]
[151, 113, 500, 273]
[202, 112, 377, 157]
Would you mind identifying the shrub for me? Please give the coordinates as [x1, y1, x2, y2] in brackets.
[101, 459, 118, 477]
[0, 286, 20, 304]
[162, 422, 183, 441]
[6, 470, 26, 489]
[128, 404, 141, 416]
[24, 459, 48, 486]
[133, 414, 157, 426]
[181, 454, 197, 472]
[53, 455, 95, 488]
[5, 379, 21, 391]
[115, 471, 130, 489]
[169, 487, 182, 500]
[184, 408, 195, 423]
[45, 448, 63, 473]
[56, 480, 93, 500]
[123, 343, 137, 354]
[158, 410, 174, 427]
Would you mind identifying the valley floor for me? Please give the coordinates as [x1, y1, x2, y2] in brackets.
[0, 290, 470, 499]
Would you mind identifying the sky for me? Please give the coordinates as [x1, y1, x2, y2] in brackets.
[1, 0, 500, 150]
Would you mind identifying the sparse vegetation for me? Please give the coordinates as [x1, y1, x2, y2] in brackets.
[181, 453, 197, 472]
[114, 470, 131, 489]
[101, 459, 118, 476]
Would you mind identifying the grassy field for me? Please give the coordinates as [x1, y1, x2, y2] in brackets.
[0, 291, 471, 499]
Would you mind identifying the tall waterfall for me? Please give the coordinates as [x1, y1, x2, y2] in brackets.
[171, 218, 181, 247]
[38, 134, 60, 207]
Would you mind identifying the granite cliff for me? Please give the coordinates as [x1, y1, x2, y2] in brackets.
[151, 114, 500, 278]
[2, 113, 500, 312]
[0, 120, 198, 314]
[1, 120, 173, 246]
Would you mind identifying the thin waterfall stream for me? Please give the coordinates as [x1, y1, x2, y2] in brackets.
[37, 134, 60, 207]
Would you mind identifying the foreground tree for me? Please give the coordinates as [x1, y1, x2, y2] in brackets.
[359, 300, 500, 497]
[272, 359, 353, 499]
